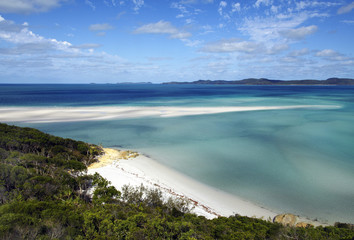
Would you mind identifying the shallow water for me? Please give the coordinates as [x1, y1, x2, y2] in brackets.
[1, 84, 353, 223]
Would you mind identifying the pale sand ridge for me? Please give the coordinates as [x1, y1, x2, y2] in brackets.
[0, 105, 341, 123]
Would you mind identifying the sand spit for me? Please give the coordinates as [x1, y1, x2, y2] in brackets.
[0, 105, 341, 123]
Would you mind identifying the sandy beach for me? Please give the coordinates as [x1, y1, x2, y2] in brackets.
[88, 148, 277, 219]
[0, 105, 340, 123]
[87, 148, 326, 226]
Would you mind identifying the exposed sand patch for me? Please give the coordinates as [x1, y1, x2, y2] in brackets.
[88, 148, 139, 169]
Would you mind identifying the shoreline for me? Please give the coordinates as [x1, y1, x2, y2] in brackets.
[88, 148, 321, 225]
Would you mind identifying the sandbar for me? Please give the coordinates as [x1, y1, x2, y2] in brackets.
[0, 105, 340, 123]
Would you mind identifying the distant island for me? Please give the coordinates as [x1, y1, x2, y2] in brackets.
[164, 78, 354, 85]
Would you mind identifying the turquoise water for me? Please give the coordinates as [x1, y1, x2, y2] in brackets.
[1, 84, 353, 223]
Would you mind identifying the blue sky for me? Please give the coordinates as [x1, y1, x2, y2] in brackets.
[0, 0, 353, 83]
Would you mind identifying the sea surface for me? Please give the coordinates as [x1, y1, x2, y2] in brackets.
[1, 84, 353, 224]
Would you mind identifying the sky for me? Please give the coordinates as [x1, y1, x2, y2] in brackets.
[0, 0, 354, 83]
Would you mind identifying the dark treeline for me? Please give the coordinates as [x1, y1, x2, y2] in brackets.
[0, 123, 353, 239]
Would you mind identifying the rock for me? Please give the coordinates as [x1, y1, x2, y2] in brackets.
[296, 222, 313, 228]
[273, 214, 298, 226]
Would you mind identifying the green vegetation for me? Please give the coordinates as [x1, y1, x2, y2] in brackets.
[1, 123, 353, 239]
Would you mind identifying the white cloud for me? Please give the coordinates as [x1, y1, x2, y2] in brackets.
[71, 44, 101, 49]
[239, 13, 310, 42]
[0, 0, 65, 14]
[237, 1, 335, 46]
[185, 18, 193, 24]
[171, 1, 209, 20]
[104, 0, 123, 7]
[85, 0, 96, 10]
[179, 0, 213, 4]
[207, 60, 231, 73]
[231, 2, 241, 12]
[315, 49, 349, 61]
[147, 57, 173, 61]
[132, 0, 144, 12]
[337, 2, 354, 14]
[267, 43, 288, 54]
[0, 15, 4, 22]
[0, 17, 73, 54]
[289, 48, 309, 56]
[281, 56, 299, 63]
[280, 25, 318, 40]
[315, 49, 337, 57]
[270, 5, 278, 13]
[171, 2, 188, 17]
[221, 3, 228, 10]
[170, 32, 191, 39]
[342, 20, 354, 24]
[89, 23, 114, 31]
[181, 38, 203, 47]
[103, 0, 144, 12]
[254, 0, 272, 8]
[296, 1, 341, 11]
[218, 1, 227, 16]
[180, 0, 197, 3]
[219, 1, 227, 8]
[0, 16, 174, 83]
[201, 39, 262, 53]
[133, 20, 191, 39]
[201, 25, 214, 34]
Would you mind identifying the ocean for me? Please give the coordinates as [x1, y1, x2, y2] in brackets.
[1, 84, 353, 223]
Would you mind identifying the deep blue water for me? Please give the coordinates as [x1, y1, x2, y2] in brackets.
[1, 84, 354, 107]
[1, 84, 353, 223]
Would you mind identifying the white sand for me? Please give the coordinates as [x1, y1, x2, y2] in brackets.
[87, 148, 325, 226]
[88, 148, 278, 220]
[0, 105, 340, 123]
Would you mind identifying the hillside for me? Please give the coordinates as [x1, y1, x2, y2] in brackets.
[1, 123, 353, 239]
